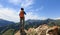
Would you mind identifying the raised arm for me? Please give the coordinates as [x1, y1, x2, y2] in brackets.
[24, 11, 26, 15]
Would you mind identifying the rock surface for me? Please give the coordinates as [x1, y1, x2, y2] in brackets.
[14, 24, 60, 35]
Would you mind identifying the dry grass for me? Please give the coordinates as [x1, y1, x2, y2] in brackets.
[14, 31, 20, 35]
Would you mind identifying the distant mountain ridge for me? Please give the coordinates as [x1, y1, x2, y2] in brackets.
[0, 18, 60, 27]
[0, 19, 15, 27]
[26, 19, 55, 25]
[25, 19, 60, 29]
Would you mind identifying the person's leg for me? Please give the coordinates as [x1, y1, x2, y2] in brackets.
[20, 17, 23, 35]
[21, 17, 26, 35]
[23, 17, 25, 29]
[21, 17, 24, 32]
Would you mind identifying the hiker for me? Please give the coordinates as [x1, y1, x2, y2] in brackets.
[19, 8, 26, 35]
[19, 8, 26, 26]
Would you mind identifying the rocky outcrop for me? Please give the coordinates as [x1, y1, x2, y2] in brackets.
[25, 24, 49, 35]
[15, 24, 60, 35]
[25, 24, 60, 35]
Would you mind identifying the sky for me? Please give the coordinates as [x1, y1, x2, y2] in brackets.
[0, 0, 60, 22]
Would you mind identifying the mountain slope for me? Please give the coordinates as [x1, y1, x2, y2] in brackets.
[0, 19, 15, 26]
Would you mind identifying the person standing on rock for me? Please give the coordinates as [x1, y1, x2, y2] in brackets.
[19, 8, 26, 35]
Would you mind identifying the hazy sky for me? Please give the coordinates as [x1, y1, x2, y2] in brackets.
[0, 0, 60, 22]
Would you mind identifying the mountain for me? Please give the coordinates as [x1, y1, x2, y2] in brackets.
[25, 19, 60, 29]
[0, 19, 20, 34]
[0, 18, 60, 34]
[0, 19, 15, 27]
[25, 19, 55, 25]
